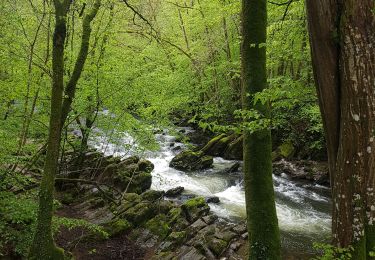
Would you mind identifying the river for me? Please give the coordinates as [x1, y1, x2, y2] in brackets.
[91, 127, 332, 258]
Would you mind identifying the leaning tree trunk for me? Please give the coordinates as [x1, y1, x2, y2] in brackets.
[28, 1, 71, 259]
[241, 0, 281, 259]
[306, 0, 375, 258]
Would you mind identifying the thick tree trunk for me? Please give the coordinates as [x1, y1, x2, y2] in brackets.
[28, 1, 71, 259]
[241, 0, 281, 259]
[307, 0, 375, 257]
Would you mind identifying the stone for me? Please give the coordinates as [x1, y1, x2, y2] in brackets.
[206, 196, 220, 204]
[178, 246, 206, 260]
[170, 150, 213, 171]
[145, 214, 171, 239]
[215, 230, 237, 243]
[188, 219, 207, 234]
[105, 219, 132, 237]
[231, 224, 247, 235]
[122, 202, 155, 225]
[165, 186, 185, 197]
[138, 158, 154, 173]
[202, 214, 218, 225]
[181, 197, 210, 223]
[208, 238, 228, 257]
[142, 190, 164, 201]
[167, 231, 187, 245]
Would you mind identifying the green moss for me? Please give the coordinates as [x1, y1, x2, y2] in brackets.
[201, 134, 226, 153]
[208, 238, 228, 256]
[279, 141, 295, 159]
[167, 231, 186, 245]
[183, 197, 206, 209]
[123, 202, 155, 226]
[167, 207, 183, 224]
[145, 214, 171, 239]
[106, 219, 132, 237]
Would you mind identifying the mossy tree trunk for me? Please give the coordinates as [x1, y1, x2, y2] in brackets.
[29, 0, 101, 258]
[28, 0, 71, 259]
[306, 0, 375, 258]
[241, 0, 281, 259]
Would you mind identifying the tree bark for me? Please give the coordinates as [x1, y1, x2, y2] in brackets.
[241, 0, 281, 259]
[306, 0, 375, 257]
[60, 0, 101, 127]
[28, 0, 71, 259]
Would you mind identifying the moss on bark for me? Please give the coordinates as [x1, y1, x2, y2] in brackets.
[241, 0, 281, 259]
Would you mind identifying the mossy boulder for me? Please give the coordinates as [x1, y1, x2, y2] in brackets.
[167, 231, 187, 245]
[121, 202, 156, 226]
[141, 190, 164, 201]
[169, 150, 213, 171]
[98, 156, 153, 194]
[208, 238, 228, 256]
[105, 219, 132, 237]
[199, 133, 243, 160]
[145, 214, 171, 239]
[138, 159, 154, 173]
[181, 197, 210, 223]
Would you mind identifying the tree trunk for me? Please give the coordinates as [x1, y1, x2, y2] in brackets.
[60, 0, 101, 127]
[306, 0, 375, 257]
[241, 0, 281, 259]
[28, 1, 71, 259]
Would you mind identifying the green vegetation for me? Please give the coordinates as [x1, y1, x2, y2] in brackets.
[0, 0, 373, 259]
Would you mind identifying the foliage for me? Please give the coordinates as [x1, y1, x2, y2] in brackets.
[313, 243, 354, 260]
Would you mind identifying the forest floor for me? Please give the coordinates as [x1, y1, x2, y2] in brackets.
[56, 205, 146, 260]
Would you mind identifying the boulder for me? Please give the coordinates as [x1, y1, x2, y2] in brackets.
[145, 214, 171, 239]
[170, 151, 213, 171]
[138, 158, 155, 173]
[181, 197, 210, 223]
[206, 196, 220, 204]
[105, 219, 132, 237]
[142, 190, 164, 201]
[208, 238, 228, 256]
[121, 202, 156, 226]
[165, 186, 184, 197]
[98, 156, 154, 194]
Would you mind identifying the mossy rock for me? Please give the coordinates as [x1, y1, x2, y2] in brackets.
[208, 238, 228, 256]
[145, 214, 171, 239]
[200, 133, 226, 154]
[123, 202, 156, 226]
[138, 159, 155, 173]
[117, 193, 142, 214]
[105, 219, 132, 237]
[131, 172, 152, 194]
[120, 155, 140, 166]
[181, 197, 210, 223]
[141, 190, 164, 201]
[169, 150, 213, 171]
[60, 193, 75, 205]
[167, 207, 183, 224]
[167, 231, 186, 245]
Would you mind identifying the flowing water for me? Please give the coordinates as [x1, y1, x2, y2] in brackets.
[91, 128, 332, 257]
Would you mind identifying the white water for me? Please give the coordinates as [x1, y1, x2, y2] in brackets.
[91, 128, 332, 253]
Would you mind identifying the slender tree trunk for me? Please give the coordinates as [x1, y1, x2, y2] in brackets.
[29, 1, 71, 259]
[60, 0, 101, 127]
[306, 0, 375, 257]
[241, 0, 281, 259]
